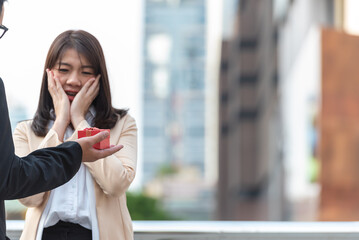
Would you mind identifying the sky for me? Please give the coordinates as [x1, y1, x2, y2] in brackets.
[0, 0, 144, 189]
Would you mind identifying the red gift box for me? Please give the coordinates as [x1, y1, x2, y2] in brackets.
[78, 127, 110, 150]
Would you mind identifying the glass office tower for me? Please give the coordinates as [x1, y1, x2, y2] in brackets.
[143, 0, 206, 182]
[142, 0, 208, 219]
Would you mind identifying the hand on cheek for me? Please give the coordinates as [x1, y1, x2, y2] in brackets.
[70, 74, 101, 129]
[47, 69, 71, 141]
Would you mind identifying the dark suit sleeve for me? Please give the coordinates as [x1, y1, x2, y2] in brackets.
[0, 78, 82, 200]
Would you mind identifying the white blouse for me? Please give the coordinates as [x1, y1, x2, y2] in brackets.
[35, 107, 99, 240]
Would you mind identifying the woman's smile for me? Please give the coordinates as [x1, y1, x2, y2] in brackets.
[65, 90, 78, 102]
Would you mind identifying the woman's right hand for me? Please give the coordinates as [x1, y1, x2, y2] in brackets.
[47, 69, 70, 141]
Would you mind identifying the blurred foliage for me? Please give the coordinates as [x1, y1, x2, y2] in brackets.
[309, 157, 320, 183]
[126, 191, 176, 220]
[156, 164, 179, 178]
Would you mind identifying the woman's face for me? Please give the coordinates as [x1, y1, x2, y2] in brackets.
[52, 48, 96, 102]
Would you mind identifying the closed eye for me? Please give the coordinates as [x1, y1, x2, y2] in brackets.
[58, 68, 69, 73]
[82, 71, 94, 75]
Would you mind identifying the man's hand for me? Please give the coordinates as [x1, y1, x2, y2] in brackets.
[75, 131, 123, 162]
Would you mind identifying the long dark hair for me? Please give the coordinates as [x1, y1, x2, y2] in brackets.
[32, 30, 127, 136]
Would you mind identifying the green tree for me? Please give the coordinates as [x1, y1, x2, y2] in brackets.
[126, 191, 176, 220]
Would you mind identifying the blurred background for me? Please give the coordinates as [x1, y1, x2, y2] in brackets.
[2, 0, 359, 222]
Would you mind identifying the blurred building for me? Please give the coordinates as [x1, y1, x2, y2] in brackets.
[319, 27, 359, 221]
[142, 0, 212, 219]
[143, 0, 206, 182]
[278, 0, 335, 220]
[218, 0, 284, 221]
[218, 0, 336, 221]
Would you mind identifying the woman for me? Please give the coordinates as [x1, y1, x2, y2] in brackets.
[13, 30, 137, 240]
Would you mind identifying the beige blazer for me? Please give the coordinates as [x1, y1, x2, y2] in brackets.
[13, 114, 137, 240]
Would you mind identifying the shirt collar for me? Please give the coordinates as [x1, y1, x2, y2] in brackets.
[49, 105, 96, 126]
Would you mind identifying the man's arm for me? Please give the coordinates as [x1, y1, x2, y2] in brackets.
[0, 78, 82, 200]
[1, 142, 82, 200]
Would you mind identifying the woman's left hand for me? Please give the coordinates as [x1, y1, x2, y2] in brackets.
[70, 74, 101, 129]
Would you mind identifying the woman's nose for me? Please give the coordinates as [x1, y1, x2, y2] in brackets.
[66, 73, 82, 86]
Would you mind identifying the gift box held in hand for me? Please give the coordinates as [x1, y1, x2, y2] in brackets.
[78, 127, 110, 149]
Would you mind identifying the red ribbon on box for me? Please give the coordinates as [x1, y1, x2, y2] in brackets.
[78, 127, 110, 150]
